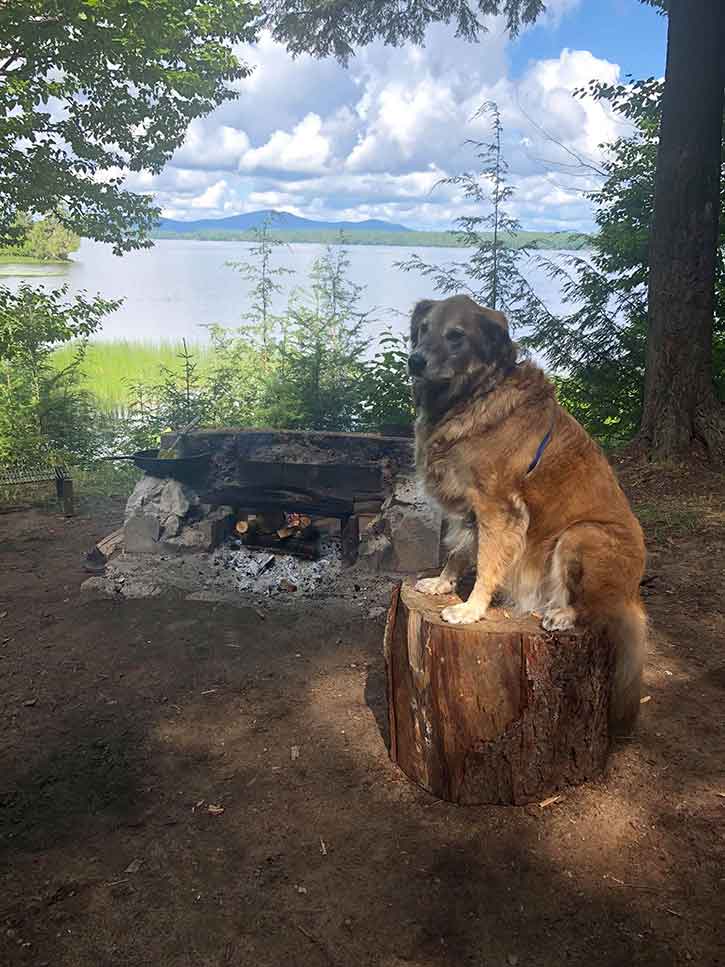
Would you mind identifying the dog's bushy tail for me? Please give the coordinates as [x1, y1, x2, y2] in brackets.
[595, 601, 647, 736]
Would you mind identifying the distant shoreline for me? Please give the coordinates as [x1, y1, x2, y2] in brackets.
[151, 227, 590, 251]
[0, 254, 69, 265]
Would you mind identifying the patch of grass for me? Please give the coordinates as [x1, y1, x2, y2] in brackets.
[75, 463, 141, 500]
[634, 501, 706, 541]
[0, 253, 69, 265]
[51, 339, 214, 412]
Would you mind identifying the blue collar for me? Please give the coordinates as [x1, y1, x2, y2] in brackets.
[526, 425, 553, 475]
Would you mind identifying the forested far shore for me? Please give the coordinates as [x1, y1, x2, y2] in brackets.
[151, 227, 590, 250]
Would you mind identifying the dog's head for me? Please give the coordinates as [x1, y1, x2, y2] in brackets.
[408, 295, 515, 403]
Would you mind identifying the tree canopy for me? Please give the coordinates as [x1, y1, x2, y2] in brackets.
[0, 0, 256, 252]
[261, 0, 545, 62]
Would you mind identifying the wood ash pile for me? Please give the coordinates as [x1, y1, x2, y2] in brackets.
[214, 538, 342, 597]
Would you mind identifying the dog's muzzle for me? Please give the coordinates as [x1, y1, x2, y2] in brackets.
[408, 352, 427, 376]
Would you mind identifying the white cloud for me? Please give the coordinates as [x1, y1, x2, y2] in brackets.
[538, 0, 583, 27]
[172, 122, 250, 171]
[132, 15, 628, 231]
[240, 113, 331, 175]
[189, 180, 230, 210]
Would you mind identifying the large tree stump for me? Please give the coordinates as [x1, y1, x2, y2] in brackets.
[384, 580, 614, 805]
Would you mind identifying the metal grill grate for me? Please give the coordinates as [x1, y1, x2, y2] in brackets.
[0, 464, 68, 486]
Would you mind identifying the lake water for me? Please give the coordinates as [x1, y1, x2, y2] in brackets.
[1, 237, 574, 348]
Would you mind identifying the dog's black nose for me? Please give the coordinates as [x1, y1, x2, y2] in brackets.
[408, 352, 427, 376]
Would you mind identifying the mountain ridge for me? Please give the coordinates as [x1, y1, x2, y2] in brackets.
[156, 209, 410, 234]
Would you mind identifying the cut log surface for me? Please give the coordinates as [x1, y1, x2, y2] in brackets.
[96, 528, 124, 558]
[384, 580, 614, 805]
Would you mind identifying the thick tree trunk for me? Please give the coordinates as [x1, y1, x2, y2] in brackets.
[384, 582, 614, 805]
[640, 0, 725, 461]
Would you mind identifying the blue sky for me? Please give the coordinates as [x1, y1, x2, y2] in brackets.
[128, 0, 669, 233]
[511, 0, 667, 79]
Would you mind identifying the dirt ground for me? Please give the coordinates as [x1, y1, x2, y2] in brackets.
[1, 461, 724, 967]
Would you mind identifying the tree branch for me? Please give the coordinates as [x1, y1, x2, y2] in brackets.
[0, 49, 22, 76]
[517, 101, 607, 178]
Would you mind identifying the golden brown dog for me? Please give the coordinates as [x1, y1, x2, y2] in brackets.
[409, 294, 647, 733]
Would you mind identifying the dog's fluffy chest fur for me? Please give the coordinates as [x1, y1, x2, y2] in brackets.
[416, 426, 477, 516]
[414, 366, 552, 517]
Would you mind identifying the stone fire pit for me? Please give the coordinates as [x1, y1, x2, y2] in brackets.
[121, 428, 441, 574]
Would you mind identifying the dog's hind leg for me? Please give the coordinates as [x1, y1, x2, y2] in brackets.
[542, 523, 647, 734]
[415, 515, 475, 595]
[541, 537, 577, 631]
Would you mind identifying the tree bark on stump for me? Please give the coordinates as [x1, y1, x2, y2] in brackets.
[384, 581, 614, 805]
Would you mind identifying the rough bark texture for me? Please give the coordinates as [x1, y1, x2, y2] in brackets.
[384, 581, 614, 805]
[640, 0, 725, 461]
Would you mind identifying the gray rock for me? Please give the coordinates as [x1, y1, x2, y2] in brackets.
[80, 575, 118, 599]
[388, 472, 424, 507]
[382, 471, 431, 515]
[162, 521, 227, 553]
[358, 479, 442, 574]
[198, 509, 234, 550]
[356, 531, 394, 573]
[159, 479, 195, 519]
[124, 513, 161, 553]
[124, 476, 165, 521]
[118, 579, 162, 599]
[162, 513, 182, 539]
[386, 501, 442, 573]
[163, 527, 210, 553]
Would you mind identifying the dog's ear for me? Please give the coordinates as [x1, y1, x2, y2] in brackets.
[482, 308, 509, 332]
[474, 309, 515, 366]
[410, 299, 434, 346]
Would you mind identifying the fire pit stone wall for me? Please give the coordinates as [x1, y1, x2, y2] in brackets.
[356, 472, 442, 574]
[122, 429, 441, 572]
[124, 475, 235, 554]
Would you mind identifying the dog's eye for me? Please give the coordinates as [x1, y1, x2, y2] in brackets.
[445, 328, 465, 343]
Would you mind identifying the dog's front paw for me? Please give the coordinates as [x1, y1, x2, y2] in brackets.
[441, 601, 487, 625]
[542, 607, 576, 631]
[415, 575, 455, 595]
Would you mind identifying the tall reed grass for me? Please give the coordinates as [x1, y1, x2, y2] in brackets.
[51, 339, 214, 412]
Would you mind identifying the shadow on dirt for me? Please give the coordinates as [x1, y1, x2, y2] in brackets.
[0, 713, 143, 855]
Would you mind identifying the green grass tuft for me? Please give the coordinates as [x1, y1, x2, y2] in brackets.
[634, 501, 708, 541]
[51, 339, 214, 412]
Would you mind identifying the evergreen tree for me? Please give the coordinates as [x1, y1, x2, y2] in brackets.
[273, 239, 370, 431]
[398, 102, 542, 330]
[358, 329, 415, 432]
[639, 0, 725, 461]
[263, 1, 544, 62]
[225, 217, 293, 355]
[524, 77, 725, 447]
[123, 340, 215, 449]
[206, 218, 295, 426]
[154, 339, 215, 432]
